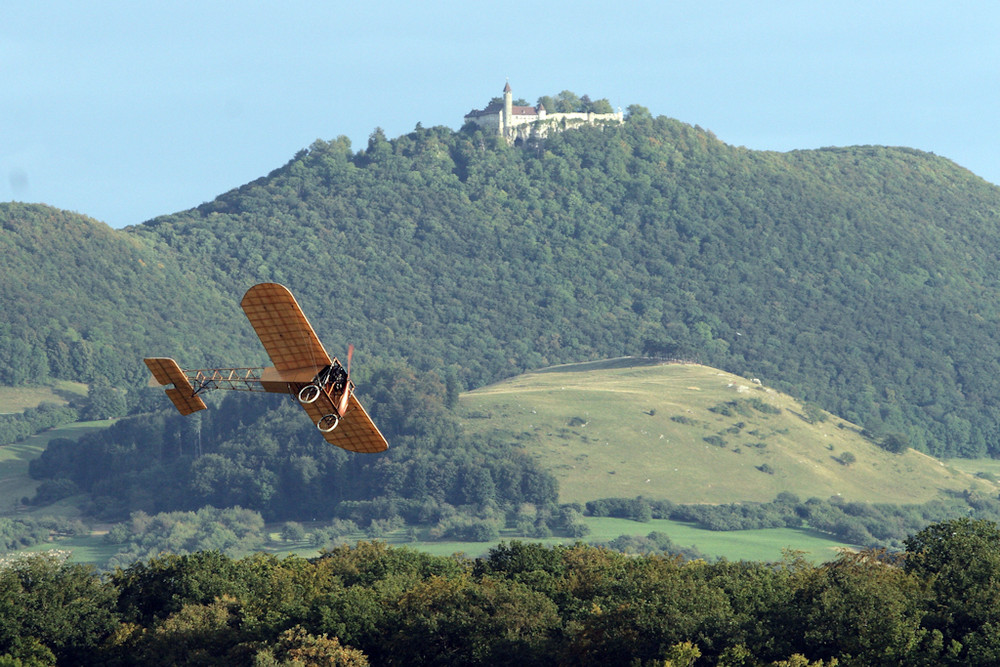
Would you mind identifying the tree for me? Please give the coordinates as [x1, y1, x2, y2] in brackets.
[837, 451, 856, 466]
[625, 104, 652, 120]
[387, 574, 560, 665]
[255, 625, 370, 666]
[536, 95, 556, 113]
[82, 377, 127, 420]
[0, 553, 117, 664]
[782, 551, 928, 665]
[905, 518, 1000, 663]
[554, 90, 582, 112]
[880, 433, 910, 454]
[280, 521, 306, 542]
[587, 98, 615, 114]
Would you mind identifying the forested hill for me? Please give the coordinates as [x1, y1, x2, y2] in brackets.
[0, 203, 255, 388]
[126, 112, 1000, 458]
[5, 110, 1000, 458]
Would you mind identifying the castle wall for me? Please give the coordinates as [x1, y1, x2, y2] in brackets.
[464, 85, 624, 143]
[505, 111, 625, 144]
[465, 113, 502, 133]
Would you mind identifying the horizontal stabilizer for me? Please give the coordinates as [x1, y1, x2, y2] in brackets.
[144, 357, 207, 416]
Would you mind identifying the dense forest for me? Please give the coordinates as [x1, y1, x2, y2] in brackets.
[29, 373, 558, 527]
[8, 102, 1000, 559]
[125, 111, 1000, 458]
[4, 518, 1000, 666]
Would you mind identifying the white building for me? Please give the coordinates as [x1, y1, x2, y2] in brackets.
[464, 82, 623, 144]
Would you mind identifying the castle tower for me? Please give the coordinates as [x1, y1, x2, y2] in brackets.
[503, 81, 512, 137]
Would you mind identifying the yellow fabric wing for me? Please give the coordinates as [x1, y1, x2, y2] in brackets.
[299, 393, 389, 453]
[240, 283, 331, 373]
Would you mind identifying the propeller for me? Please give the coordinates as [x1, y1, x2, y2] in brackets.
[336, 344, 355, 418]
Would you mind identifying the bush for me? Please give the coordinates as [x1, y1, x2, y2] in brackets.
[280, 521, 306, 542]
[703, 435, 727, 447]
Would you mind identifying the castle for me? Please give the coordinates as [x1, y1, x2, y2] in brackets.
[463, 82, 624, 144]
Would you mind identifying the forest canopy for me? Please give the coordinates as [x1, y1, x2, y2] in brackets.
[4, 518, 1000, 666]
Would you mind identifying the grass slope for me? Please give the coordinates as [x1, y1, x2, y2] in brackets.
[0, 380, 87, 414]
[459, 359, 995, 505]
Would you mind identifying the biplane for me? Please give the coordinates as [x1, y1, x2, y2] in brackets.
[144, 283, 388, 453]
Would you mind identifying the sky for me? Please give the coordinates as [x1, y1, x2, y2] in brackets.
[3, 1, 999, 229]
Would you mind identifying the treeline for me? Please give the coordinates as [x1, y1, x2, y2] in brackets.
[101, 506, 266, 569]
[0, 516, 87, 551]
[4, 518, 1000, 665]
[0, 402, 77, 445]
[90, 501, 591, 569]
[536, 90, 615, 114]
[483, 90, 614, 115]
[28, 366, 560, 523]
[587, 492, 1000, 549]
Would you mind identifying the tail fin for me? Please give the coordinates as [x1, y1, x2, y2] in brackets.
[144, 358, 208, 416]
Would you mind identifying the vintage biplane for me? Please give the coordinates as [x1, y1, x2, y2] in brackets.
[144, 283, 388, 453]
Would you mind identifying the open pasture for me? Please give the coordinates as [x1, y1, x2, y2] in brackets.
[460, 359, 993, 505]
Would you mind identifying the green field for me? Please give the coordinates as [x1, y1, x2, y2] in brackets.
[944, 457, 1000, 480]
[38, 515, 850, 567]
[459, 359, 995, 505]
[0, 380, 87, 414]
[389, 518, 850, 562]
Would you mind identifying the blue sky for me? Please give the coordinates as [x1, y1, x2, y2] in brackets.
[3, 1, 998, 229]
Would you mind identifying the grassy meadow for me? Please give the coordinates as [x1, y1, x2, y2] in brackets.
[0, 380, 87, 414]
[459, 359, 995, 505]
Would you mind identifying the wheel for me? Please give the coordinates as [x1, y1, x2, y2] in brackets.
[318, 414, 340, 432]
[298, 384, 322, 404]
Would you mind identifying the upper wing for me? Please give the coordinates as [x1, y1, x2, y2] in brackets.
[144, 357, 208, 415]
[299, 392, 389, 453]
[240, 283, 331, 373]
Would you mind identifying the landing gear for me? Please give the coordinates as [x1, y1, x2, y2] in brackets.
[298, 363, 348, 405]
[318, 414, 340, 432]
[298, 384, 322, 404]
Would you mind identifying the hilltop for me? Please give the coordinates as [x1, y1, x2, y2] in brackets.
[459, 359, 995, 505]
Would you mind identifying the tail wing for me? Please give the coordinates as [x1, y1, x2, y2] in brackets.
[144, 357, 208, 415]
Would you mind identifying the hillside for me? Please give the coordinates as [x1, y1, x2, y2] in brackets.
[4, 111, 1000, 463]
[459, 359, 996, 505]
[124, 116, 1000, 458]
[0, 203, 255, 390]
